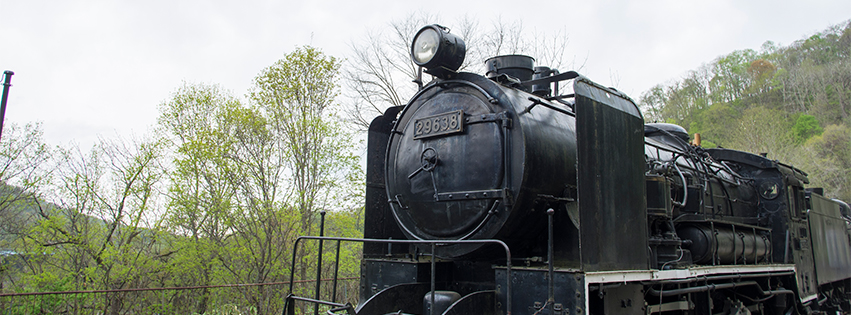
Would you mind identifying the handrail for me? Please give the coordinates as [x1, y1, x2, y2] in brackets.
[283, 236, 513, 315]
[0, 278, 356, 297]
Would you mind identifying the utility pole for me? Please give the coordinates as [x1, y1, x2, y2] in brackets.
[0, 70, 14, 141]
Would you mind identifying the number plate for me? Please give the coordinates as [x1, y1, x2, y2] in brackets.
[413, 110, 464, 139]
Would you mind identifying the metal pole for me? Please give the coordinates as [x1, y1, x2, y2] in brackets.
[331, 239, 341, 303]
[0, 71, 14, 141]
[284, 236, 302, 315]
[547, 208, 555, 315]
[314, 211, 326, 315]
[430, 243, 436, 315]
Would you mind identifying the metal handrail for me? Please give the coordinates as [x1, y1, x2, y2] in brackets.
[283, 236, 513, 315]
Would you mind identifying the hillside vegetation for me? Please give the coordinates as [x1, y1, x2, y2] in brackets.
[639, 20, 851, 201]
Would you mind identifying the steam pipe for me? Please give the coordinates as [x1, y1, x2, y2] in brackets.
[648, 280, 794, 298]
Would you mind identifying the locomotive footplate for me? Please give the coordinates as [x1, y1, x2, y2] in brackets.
[360, 259, 452, 302]
[494, 267, 586, 315]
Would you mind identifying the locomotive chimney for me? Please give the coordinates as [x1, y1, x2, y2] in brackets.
[485, 55, 535, 88]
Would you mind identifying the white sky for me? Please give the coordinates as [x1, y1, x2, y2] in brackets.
[1, 0, 849, 149]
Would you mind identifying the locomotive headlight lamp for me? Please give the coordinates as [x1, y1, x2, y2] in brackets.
[412, 28, 440, 64]
[758, 181, 780, 200]
[411, 24, 466, 78]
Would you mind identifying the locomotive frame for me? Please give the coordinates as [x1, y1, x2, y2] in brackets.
[283, 24, 851, 315]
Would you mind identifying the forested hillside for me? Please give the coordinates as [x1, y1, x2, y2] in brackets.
[639, 20, 851, 201]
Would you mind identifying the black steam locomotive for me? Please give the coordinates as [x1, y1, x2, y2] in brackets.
[284, 25, 851, 315]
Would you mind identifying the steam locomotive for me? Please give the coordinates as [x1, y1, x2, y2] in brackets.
[284, 24, 851, 315]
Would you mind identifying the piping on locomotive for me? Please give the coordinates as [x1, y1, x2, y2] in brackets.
[283, 24, 851, 315]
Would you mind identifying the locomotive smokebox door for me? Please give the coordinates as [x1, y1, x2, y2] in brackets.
[574, 80, 649, 271]
[390, 89, 505, 239]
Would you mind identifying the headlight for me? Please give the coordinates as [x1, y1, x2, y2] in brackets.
[412, 28, 440, 64]
[758, 181, 780, 200]
[410, 25, 466, 78]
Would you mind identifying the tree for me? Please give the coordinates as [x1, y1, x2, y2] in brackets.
[250, 44, 362, 299]
[342, 14, 574, 129]
[726, 107, 795, 161]
[193, 45, 360, 314]
[642, 68, 712, 128]
[0, 122, 53, 312]
[0, 123, 51, 235]
[747, 59, 776, 91]
[688, 102, 738, 147]
[251, 46, 359, 231]
[773, 21, 851, 122]
[157, 82, 240, 314]
[709, 49, 757, 105]
[216, 104, 292, 314]
[803, 124, 851, 200]
[791, 114, 823, 144]
[639, 85, 667, 123]
[150, 47, 363, 314]
[22, 137, 165, 314]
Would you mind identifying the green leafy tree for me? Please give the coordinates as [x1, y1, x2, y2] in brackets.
[709, 49, 757, 106]
[251, 46, 364, 229]
[216, 105, 293, 315]
[249, 46, 362, 313]
[157, 83, 240, 313]
[0, 123, 51, 312]
[0, 123, 52, 235]
[688, 103, 738, 147]
[23, 138, 165, 315]
[639, 85, 667, 123]
[791, 114, 823, 144]
[152, 47, 362, 314]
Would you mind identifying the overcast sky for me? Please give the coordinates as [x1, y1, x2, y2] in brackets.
[2, 0, 849, 149]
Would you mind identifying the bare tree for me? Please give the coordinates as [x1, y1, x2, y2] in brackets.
[342, 14, 574, 130]
[342, 12, 436, 128]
